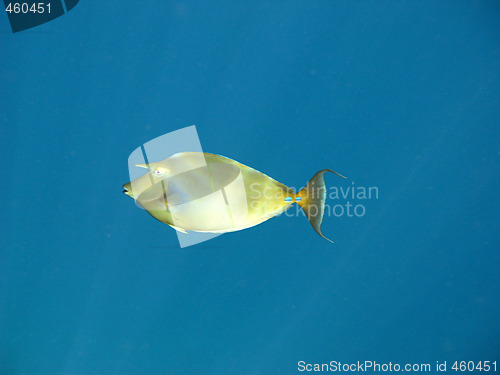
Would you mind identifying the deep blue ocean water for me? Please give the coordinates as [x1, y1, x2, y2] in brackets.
[1, 1, 499, 374]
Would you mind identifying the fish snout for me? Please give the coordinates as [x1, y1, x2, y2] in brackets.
[122, 182, 133, 197]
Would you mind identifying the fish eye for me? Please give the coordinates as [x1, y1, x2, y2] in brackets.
[152, 167, 165, 177]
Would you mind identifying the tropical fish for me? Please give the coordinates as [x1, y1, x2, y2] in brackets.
[122, 152, 346, 242]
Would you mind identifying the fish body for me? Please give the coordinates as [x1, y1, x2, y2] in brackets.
[123, 152, 346, 242]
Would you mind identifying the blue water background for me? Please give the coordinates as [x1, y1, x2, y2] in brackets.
[1, 2, 499, 374]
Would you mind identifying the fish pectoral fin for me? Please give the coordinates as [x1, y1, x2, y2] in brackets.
[169, 225, 188, 234]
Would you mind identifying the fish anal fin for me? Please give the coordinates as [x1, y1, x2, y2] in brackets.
[169, 225, 188, 234]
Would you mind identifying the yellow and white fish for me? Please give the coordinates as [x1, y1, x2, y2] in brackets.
[122, 152, 346, 242]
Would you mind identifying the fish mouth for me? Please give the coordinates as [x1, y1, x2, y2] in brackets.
[122, 183, 133, 197]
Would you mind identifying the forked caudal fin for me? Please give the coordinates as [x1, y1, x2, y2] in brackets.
[296, 169, 347, 243]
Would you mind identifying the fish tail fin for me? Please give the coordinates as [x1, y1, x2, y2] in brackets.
[296, 169, 347, 243]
